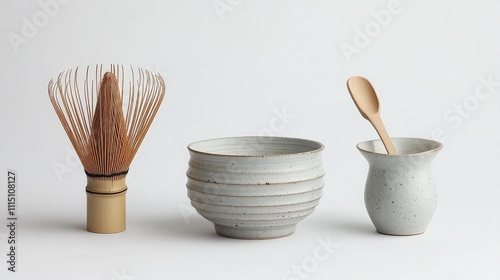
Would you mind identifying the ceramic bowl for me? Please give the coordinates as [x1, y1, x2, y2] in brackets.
[186, 136, 325, 239]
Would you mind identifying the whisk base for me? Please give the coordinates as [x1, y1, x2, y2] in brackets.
[86, 189, 127, 234]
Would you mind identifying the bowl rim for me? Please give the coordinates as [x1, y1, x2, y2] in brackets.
[356, 137, 443, 156]
[187, 136, 325, 158]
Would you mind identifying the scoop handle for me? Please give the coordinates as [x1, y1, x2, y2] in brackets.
[368, 114, 397, 155]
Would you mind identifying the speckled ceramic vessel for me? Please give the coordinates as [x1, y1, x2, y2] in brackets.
[357, 138, 442, 236]
[186, 136, 325, 239]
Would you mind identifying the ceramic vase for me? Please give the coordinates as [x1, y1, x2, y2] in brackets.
[357, 138, 443, 236]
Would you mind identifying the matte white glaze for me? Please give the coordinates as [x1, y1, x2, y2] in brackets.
[186, 136, 325, 239]
[357, 138, 442, 236]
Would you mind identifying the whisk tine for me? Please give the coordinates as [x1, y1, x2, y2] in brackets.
[48, 64, 165, 177]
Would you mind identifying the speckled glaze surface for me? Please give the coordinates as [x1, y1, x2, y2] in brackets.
[357, 138, 442, 236]
[186, 136, 325, 239]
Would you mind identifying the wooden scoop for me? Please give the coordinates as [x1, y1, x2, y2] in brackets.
[347, 76, 397, 155]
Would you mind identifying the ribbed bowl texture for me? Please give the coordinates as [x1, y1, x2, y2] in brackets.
[186, 136, 325, 239]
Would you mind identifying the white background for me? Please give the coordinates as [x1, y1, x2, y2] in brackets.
[1, 0, 499, 279]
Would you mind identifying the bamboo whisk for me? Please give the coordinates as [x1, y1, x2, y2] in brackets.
[48, 65, 165, 233]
